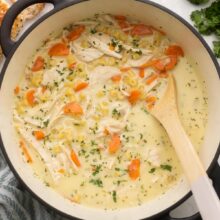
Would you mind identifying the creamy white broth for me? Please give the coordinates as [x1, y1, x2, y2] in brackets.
[13, 14, 207, 210]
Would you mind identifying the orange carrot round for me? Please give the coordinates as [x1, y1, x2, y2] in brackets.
[67, 25, 85, 41]
[128, 90, 141, 105]
[26, 89, 36, 106]
[131, 24, 153, 36]
[48, 43, 69, 56]
[108, 134, 121, 154]
[128, 159, 140, 180]
[33, 130, 45, 140]
[70, 149, 81, 167]
[63, 102, 83, 115]
[74, 82, 89, 92]
[31, 56, 44, 72]
[111, 74, 121, 82]
[165, 45, 184, 57]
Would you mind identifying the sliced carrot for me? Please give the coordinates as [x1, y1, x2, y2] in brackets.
[31, 56, 44, 72]
[33, 130, 45, 140]
[111, 74, 121, 82]
[131, 24, 153, 36]
[146, 74, 158, 85]
[14, 86, 20, 95]
[165, 56, 177, 71]
[153, 60, 166, 71]
[120, 67, 131, 72]
[140, 59, 158, 69]
[74, 82, 89, 92]
[70, 149, 81, 167]
[68, 62, 76, 70]
[63, 102, 83, 115]
[114, 15, 127, 21]
[128, 90, 141, 105]
[128, 159, 140, 180]
[149, 57, 177, 71]
[58, 168, 65, 174]
[108, 134, 121, 154]
[165, 45, 184, 57]
[26, 89, 36, 106]
[146, 96, 157, 103]
[67, 25, 85, 41]
[20, 140, 32, 163]
[139, 68, 145, 78]
[48, 43, 69, 56]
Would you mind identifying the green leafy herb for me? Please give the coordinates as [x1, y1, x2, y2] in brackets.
[43, 120, 49, 128]
[187, 0, 209, 5]
[112, 108, 121, 118]
[92, 165, 102, 176]
[132, 39, 139, 47]
[190, 1, 220, 57]
[160, 164, 172, 172]
[90, 28, 97, 34]
[112, 190, 117, 203]
[90, 148, 100, 155]
[213, 41, 220, 57]
[149, 168, 156, 173]
[89, 178, 103, 187]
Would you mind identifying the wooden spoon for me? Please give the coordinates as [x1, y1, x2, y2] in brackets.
[150, 74, 220, 220]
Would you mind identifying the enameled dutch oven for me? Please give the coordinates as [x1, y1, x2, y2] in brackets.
[0, 0, 220, 219]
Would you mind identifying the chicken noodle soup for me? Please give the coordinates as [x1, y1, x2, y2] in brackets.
[13, 14, 208, 209]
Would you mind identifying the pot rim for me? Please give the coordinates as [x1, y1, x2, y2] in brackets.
[0, 0, 219, 219]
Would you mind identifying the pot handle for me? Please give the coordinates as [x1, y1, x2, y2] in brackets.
[0, 0, 66, 57]
[162, 162, 220, 220]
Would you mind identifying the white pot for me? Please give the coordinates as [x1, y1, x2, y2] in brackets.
[0, 0, 220, 219]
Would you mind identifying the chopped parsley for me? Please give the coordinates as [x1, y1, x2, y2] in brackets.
[90, 148, 100, 155]
[160, 164, 172, 172]
[112, 190, 117, 203]
[149, 168, 156, 173]
[43, 120, 49, 128]
[89, 178, 103, 187]
[112, 108, 121, 118]
[132, 39, 139, 47]
[90, 28, 97, 34]
[92, 165, 102, 176]
[56, 69, 64, 76]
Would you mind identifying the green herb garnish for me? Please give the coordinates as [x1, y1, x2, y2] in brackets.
[112, 190, 117, 203]
[89, 178, 103, 187]
[160, 164, 172, 172]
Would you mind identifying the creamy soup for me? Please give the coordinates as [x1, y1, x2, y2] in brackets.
[13, 14, 208, 209]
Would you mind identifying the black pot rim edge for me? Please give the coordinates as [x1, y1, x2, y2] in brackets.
[0, 0, 219, 220]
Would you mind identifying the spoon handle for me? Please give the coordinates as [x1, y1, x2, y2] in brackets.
[162, 113, 220, 220]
